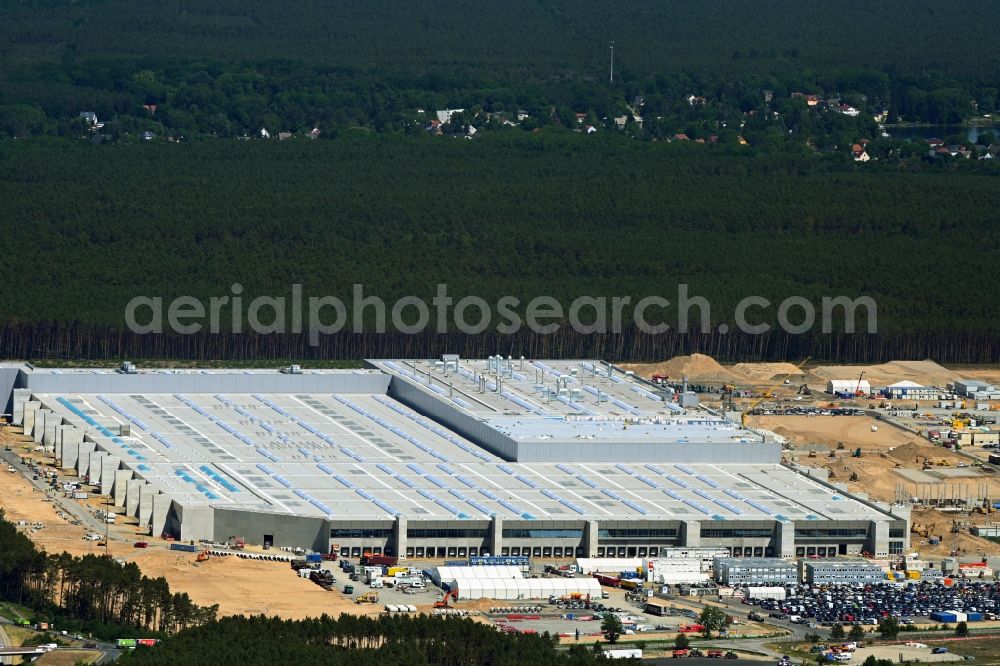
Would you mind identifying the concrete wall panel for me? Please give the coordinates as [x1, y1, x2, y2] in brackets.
[100, 455, 121, 495]
[12, 388, 31, 425]
[113, 469, 132, 507]
[23, 402, 40, 438]
[138, 483, 154, 526]
[34, 409, 51, 443]
[60, 427, 81, 470]
[126, 478, 143, 516]
[76, 441, 96, 477]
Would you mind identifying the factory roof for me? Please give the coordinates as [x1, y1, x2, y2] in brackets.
[36, 377, 894, 524]
[370, 358, 753, 446]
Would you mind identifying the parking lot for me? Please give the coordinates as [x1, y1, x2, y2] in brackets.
[741, 581, 1000, 626]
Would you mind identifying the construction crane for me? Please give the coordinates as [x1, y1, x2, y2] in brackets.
[855, 371, 867, 396]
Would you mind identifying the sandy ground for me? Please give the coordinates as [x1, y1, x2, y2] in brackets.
[621, 354, 1000, 395]
[621, 354, 743, 384]
[853, 644, 964, 663]
[750, 415, 928, 451]
[809, 360, 958, 388]
[747, 414, 1000, 557]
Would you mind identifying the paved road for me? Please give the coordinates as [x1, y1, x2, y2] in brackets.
[0, 620, 13, 666]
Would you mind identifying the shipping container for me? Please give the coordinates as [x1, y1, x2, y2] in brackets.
[305, 553, 322, 563]
[169, 543, 199, 552]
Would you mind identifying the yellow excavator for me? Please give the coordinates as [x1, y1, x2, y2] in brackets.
[355, 591, 379, 604]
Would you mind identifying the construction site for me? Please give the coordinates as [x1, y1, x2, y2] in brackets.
[0, 355, 998, 628]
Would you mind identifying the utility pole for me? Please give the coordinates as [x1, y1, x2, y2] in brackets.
[609, 41, 615, 84]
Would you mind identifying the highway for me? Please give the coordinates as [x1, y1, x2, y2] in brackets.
[0, 621, 13, 666]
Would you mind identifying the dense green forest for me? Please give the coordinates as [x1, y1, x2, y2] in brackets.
[1, 1, 999, 362]
[0, 510, 216, 639]
[1, 135, 998, 362]
[0, 1, 999, 142]
[118, 613, 610, 666]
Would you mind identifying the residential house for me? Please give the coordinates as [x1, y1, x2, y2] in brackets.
[307, 128, 321, 139]
[685, 94, 707, 106]
[838, 104, 860, 117]
[78, 111, 104, 129]
[139, 131, 155, 141]
[278, 132, 293, 141]
[516, 109, 529, 121]
[927, 137, 945, 147]
[142, 104, 157, 115]
[436, 108, 464, 124]
[791, 92, 820, 106]
[613, 116, 628, 129]
[673, 133, 690, 141]
[583, 125, 597, 134]
[260, 128, 271, 139]
[574, 113, 587, 124]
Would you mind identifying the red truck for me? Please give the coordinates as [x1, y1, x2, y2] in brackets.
[593, 573, 621, 587]
[360, 552, 397, 567]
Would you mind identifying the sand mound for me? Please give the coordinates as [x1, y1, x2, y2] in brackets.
[730, 362, 805, 381]
[621, 354, 740, 383]
[812, 360, 956, 388]
[888, 442, 925, 463]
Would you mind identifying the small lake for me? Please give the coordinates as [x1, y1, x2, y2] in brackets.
[883, 124, 995, 143]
